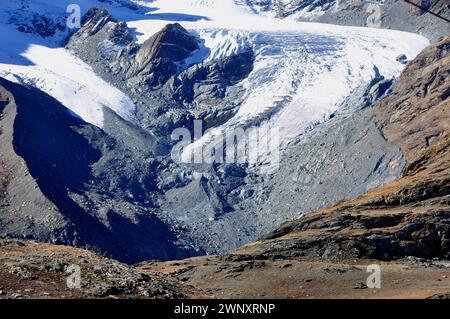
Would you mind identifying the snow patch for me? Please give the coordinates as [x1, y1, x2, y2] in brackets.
[0, 26, 136, 127]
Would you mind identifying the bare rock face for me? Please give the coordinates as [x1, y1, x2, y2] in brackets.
[173, 49, 254, 104]
[128, 23, 199, 82]
[374, 35, 450, 164]
[79, 7, 114, 38]
[67, 7, 134, 53]
[138, 23, 199, 61]
[169, 49, 255, 128]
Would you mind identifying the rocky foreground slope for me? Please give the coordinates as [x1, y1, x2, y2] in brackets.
[0, 238, 204, 299]
[0, 33, 448, 299]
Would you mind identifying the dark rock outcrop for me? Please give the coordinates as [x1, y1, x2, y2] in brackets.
[75, 7, 133, 44]
[173, 49, 254, 103]
[126, 23, 200, 89]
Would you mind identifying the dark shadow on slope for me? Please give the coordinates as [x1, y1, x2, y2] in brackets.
[0, 90, 9, 112]
[0, 26, 36, 66]
[102, 106, 170, 156]
[0, 77, 195, 263]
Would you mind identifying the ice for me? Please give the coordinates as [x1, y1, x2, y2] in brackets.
[0, 0, 429, 149]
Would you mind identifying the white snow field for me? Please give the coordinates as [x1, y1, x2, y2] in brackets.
[0, 0, 429, 156]
[0, 26, 137, 127]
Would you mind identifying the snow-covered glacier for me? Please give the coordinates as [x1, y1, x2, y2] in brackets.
[0, 0, 428, 152]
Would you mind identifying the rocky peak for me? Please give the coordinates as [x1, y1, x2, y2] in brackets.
[65, 9, 254, 136]
[69, 7, 132, 45]
[80, 7, 114, 37]
[127, 23, 200, 87]
[135, 23, 199, 65]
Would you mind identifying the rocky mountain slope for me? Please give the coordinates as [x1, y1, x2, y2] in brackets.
[0, 78, 197, 263]
[1, 1, 432, 259]
[0, 1, 449, 299]
[0, 238, 203, 299]
[137, 34, 450, 299]
[1, 30, 448, 301]
[374, 34, 450, 164]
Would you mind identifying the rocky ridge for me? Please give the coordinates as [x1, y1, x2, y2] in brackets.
[66, 7, 254, 135]
[374, 34, 450, 164]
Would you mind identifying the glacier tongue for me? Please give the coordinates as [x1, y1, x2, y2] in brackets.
[179, 28, 428, 169]
[129, 0, 429, 168]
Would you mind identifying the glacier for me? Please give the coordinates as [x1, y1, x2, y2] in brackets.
[0, 0, 429, 156]
[132, 0, 428, 169]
